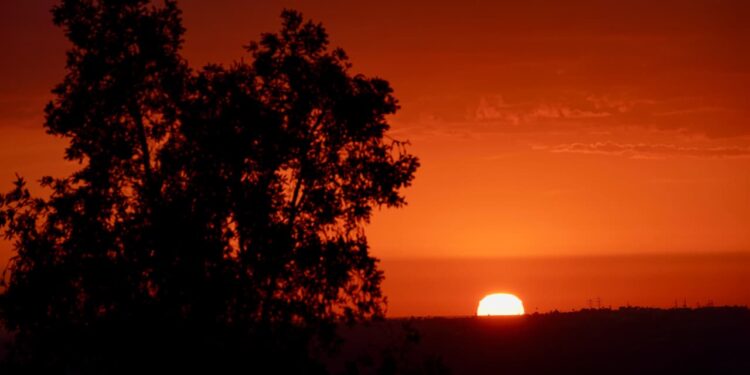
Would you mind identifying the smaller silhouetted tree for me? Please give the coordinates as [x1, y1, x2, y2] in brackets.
[0, 1, 417, 373]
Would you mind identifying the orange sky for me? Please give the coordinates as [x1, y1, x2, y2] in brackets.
[1, 0, 749, 315]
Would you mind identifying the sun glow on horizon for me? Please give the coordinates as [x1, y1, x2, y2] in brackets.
[477, 293, 525, 316]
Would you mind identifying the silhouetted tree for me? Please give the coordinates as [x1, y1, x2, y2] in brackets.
[0, 1, 417, 373]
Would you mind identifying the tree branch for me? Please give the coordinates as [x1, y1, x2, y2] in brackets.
[130, 105, 157, 204]
[287, 110, 325, 227]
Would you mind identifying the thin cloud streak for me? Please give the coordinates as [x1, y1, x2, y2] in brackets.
[542, 141, 750, 159]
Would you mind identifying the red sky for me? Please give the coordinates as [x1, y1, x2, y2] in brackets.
[1, 0, 749, 316]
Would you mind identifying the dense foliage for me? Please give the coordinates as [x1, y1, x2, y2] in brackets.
[0, 1, 417, 372]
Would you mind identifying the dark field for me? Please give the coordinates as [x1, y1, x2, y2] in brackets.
[330, 307, 750, 375]
[1, 307, 748, 374]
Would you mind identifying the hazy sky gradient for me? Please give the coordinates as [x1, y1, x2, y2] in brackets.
[1, 0, 749, 313]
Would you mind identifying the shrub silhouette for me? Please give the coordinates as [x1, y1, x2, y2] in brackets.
[0, 1, 418, 373]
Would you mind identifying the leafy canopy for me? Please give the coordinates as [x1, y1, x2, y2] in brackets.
[0, 1, 417, 371]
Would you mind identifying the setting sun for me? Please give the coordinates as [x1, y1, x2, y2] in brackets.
[477, 293, 525, 316]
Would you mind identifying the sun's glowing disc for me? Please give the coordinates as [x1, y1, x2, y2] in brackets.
[477, 293, 525, 316]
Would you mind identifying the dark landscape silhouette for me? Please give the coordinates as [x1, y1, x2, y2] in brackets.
[329, 306, 750, 375]
[3, 305, 749, 374]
